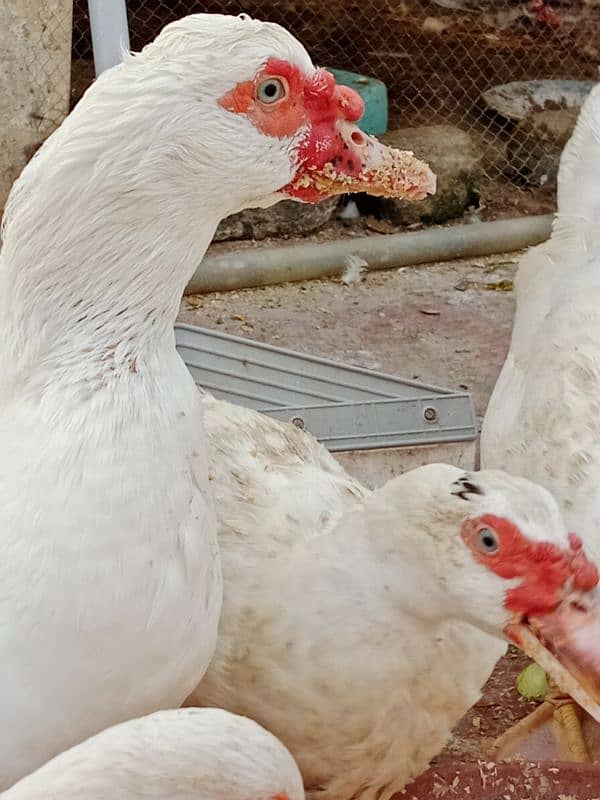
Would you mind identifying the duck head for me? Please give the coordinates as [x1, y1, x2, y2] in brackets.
[86, 13, 435, 221]
[217, 51, 436, 206]
[390, 465, 600, 724]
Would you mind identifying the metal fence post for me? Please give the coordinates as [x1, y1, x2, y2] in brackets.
[88, 0, 130, 75]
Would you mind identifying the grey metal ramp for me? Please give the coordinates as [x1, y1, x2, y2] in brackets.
[175, 322, 477, 453]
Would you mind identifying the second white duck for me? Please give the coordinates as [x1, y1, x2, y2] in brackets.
[188, 405, 600, 800]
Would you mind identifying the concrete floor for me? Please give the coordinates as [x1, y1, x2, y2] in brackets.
[178, 251, 520, 424]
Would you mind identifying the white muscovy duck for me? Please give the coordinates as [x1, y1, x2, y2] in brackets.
[481, 82, 600, 760]
[2, 707, 304, 800]
[187, 401, 600, 800]
[0, 12, 435, 787]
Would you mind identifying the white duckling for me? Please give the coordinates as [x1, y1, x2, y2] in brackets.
[0, 12, 434, 787]
[2, 708, 304, 800]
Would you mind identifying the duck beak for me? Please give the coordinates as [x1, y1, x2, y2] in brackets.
[285, 121, 436, 203]
[283, 75, 436, 203]
[506, 589, 600, 723]
[285, 121, 436, 204]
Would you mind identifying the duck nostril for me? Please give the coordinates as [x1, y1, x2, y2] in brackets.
[570, 599, 588, 613]
[351, 130, 365, 146]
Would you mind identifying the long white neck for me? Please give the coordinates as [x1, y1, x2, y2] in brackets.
[0, 22, 310, 401]
[552, 83, 600, 256]
[0, 105, 221, 399]
[0, 196, 216, 395]
[507, 84, 600, 351]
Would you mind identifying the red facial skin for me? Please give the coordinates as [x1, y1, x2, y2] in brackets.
[218, 58, 367, 202]
[461, 514, 598, 617]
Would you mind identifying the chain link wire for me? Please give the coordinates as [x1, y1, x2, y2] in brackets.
[6, 2, 73, 149]
[70, 0, 598, 199]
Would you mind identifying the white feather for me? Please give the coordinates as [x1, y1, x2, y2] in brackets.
[3, 708, 304, 800]
[341, 254, 368, 285]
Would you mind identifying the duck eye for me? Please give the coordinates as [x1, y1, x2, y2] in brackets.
[257, 78, 286, 104]
[476, 527, 500, 555]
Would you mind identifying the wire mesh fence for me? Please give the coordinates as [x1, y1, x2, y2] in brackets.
[15, 2, 74, 134]
[5, 1, 73, 137]
[70, 0, 598, 202]
[0, 1, 73, 205]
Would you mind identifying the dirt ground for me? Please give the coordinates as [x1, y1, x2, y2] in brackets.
[178, 250, 538, 762]
[437, 646, 535, 763]
[179, 251, 519, 420]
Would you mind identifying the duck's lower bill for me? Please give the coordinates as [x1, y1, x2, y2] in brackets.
[284, 124, 437, 204]
[289, 147, 436, 201]
[506, 593, 600, 723]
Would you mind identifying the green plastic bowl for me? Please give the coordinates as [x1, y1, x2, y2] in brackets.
[329, 68, 389, 136]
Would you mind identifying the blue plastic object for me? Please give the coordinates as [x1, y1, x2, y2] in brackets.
[328, 68, 388, 136]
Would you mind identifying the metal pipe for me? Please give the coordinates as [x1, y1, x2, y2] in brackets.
[186, 214, 553, 295]
[88, 0, 130, 76]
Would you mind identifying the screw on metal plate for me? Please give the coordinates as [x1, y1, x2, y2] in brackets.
[423, 406, 438, 423]
[291, 416, 306, 430]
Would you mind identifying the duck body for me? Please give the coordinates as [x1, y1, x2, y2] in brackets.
[203, 555, 483, 800]
[482, 252, 600, 554]
[0, 342, 220, 786]
[192, 508, 485, 800]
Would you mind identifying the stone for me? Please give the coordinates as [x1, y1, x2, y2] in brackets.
[506, 108, 579, 187]
[380, 125, 483, 225]
[214, 198, 339, 241]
